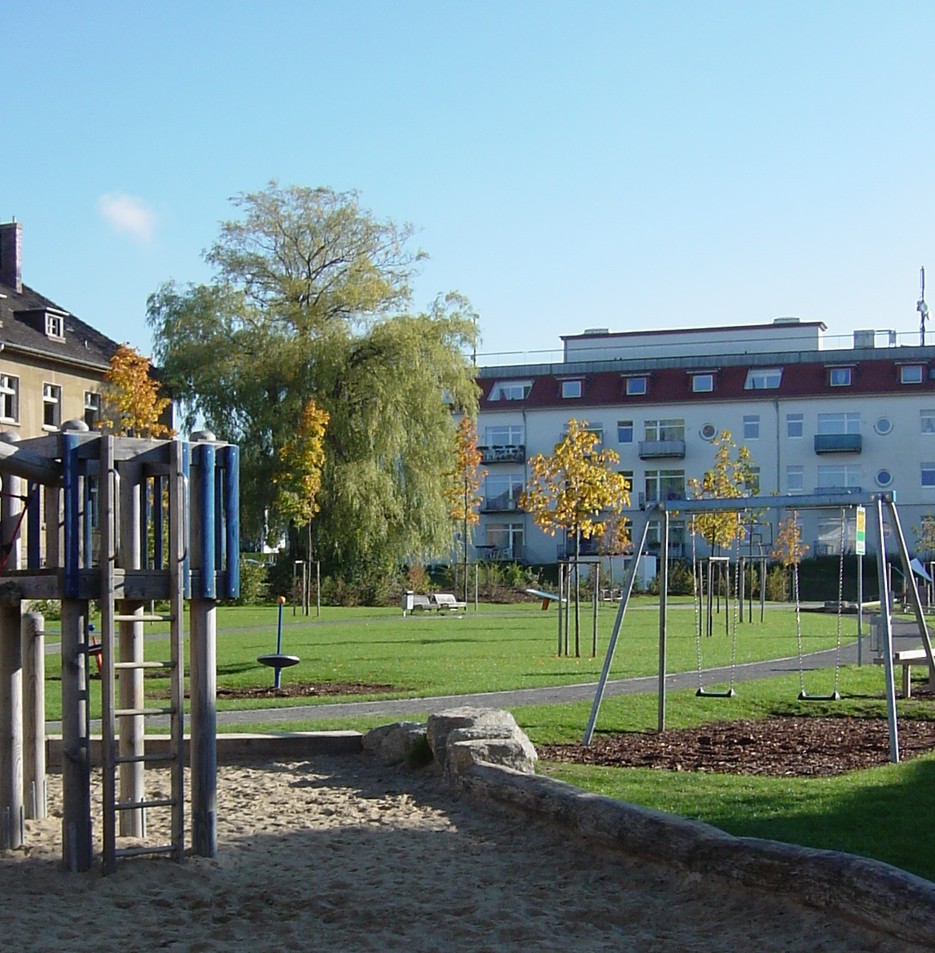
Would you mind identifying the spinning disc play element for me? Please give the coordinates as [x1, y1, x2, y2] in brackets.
[257, 596, 300, 688]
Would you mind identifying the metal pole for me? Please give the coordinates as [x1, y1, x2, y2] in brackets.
[657, 510, 670, 732]
[873, 498, 899, 763]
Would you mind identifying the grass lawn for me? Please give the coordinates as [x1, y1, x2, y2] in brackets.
[43, 597, 854, 721]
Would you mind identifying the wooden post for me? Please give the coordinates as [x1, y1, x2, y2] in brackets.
[60, 599, 92, 871]
[0, 603, 23, 848]
[118, 461, 145, 837]
[190, 437, 218, 857]
[21, 611, 45, 820]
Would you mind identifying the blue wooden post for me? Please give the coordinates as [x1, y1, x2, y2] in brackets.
[26, 482, 40, 568]
[62, 433, 81, 599]
[220, 445, 240, 599]
[196, 443, 215, 599]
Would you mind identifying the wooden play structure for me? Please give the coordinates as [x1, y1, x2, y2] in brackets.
[0, 422, 239, 873]
[584, 491, 935, 762]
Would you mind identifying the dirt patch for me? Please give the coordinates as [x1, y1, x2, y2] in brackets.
[539, 716, 935, 777]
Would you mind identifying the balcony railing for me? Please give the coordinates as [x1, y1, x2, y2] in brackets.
[813, 485, 863, 496]
[475, 544, 526, 562]
[478, 444, 526, 465]
[638, 439, 686, 459]
[481, 494, 524, 513]
[814, 433, 862, 454]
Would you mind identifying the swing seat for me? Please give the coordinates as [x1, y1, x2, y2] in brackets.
[696, 687, 736, 698]
[798, 690, 841, 702]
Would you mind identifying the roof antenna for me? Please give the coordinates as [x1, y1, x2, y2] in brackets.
[918, 266, 929, 346]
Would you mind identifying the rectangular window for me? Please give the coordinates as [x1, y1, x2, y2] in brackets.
[485, 522, 524, 560]
[0, 374, 19, 423]
[817, 463, 861, 489]
[490, 380, 531, 401]
[744, 466, 760, 494]
[644, 418, 685, 441]
[787, 413, 804, 438]
[566, 423, 603, 444]
[84, 391, 102, 429]
[42, 383, 61, 430]
[644, 469, 684, 503]
[691, 373, 715, 393]
[743, 414, 760, 440]
[485, 425, 523, 446]
[817, 412, 860, 435]
[619, 470, 633, 495]
[921, 410, 935, 435]
[561, 379, 582, 399]
[787, 465, 805, 494]
[744, 368, 783, 390]
[617, 420, 633, 443]
[45, 313, 65, 339]
[828, 366, 853, 387]
[901, 365, 925, 384]
[625, 376, 648, 396]
[923, 464, 935, 488]
[484, 473, 524, 510]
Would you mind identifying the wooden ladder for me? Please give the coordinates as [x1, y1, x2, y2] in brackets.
[98, 437, 186, 874]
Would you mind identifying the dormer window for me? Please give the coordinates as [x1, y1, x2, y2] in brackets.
[828, 366, 853, 387]
[744, 367, 783, 390]
[691, 372, 715, 393]
[624, 375, 648, 396]
[561, 379, 582, 399]
[900, 364, 925, 384]
[489, 380, 532, 401]
[45, 312, 65, 340]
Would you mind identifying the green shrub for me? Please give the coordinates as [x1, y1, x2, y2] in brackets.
[230, 556, 271, 606]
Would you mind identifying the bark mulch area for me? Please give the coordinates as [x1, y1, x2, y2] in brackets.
[539, 716, 935, 777]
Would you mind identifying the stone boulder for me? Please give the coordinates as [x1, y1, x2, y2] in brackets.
[426, 707, 538, 779]
[361, 721, 428, 766]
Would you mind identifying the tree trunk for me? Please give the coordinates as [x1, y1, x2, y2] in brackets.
[574, 529, 581, 658]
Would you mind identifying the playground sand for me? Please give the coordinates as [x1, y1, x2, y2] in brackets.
[1, 755, 927, 953]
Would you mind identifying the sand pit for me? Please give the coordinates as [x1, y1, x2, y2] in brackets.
[2, 755, 929, 952]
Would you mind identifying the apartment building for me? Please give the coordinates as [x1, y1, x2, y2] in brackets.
[473, 319, 935, 572]
[0, 221, 120, 436]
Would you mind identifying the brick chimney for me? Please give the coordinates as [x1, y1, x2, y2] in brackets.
[0, 221, 22, 293]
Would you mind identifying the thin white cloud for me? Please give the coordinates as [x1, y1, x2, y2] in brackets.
[97, 192, 157, 244]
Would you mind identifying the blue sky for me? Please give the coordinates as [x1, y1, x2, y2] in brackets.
[5, 1, 935, 360]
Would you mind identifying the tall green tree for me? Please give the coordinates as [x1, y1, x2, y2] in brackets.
[147, 183, 479, 578]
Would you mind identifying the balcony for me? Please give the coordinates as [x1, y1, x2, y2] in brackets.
[478, 444, 525, 465]
[481, 493, 524, 513]
[475, 544, 526, 563]
[814, 434, 862, 454]
[638, 439, 686, 460]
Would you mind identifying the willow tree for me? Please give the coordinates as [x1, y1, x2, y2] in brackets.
[520, 419, 630, 656]
[147, 183, 479, 580]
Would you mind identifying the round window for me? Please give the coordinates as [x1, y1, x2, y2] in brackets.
[700, 423, 717, 441]
[876, 469, 893, 487]
[874, 417, 893, 435]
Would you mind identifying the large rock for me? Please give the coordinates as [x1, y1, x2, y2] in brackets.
[426, 707, 537, 779]
[361, 721, 428, 766]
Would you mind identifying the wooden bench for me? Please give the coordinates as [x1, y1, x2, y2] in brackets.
[432, 593, 467, 612]
[874, 648, 934, 698]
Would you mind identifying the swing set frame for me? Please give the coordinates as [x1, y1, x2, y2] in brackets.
[583, 491, 935, 763]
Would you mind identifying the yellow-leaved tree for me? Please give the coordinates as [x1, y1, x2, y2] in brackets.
[100, 344, 174, 437]
[771, 511, 810, 601]
[686, 429, 755, 553]
[446, 416, 485, 604]
[520, 419, 630, 656]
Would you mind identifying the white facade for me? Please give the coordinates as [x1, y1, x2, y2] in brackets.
[473, 319, 935, 576]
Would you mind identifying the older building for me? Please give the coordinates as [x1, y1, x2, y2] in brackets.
[474, 319, 935, 573]
[0, 220, 120, 437]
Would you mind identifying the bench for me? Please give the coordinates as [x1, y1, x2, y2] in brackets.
[874, 648, 935, 698]
[407, 594, 435, 613]
[432, 593, 467, 612]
